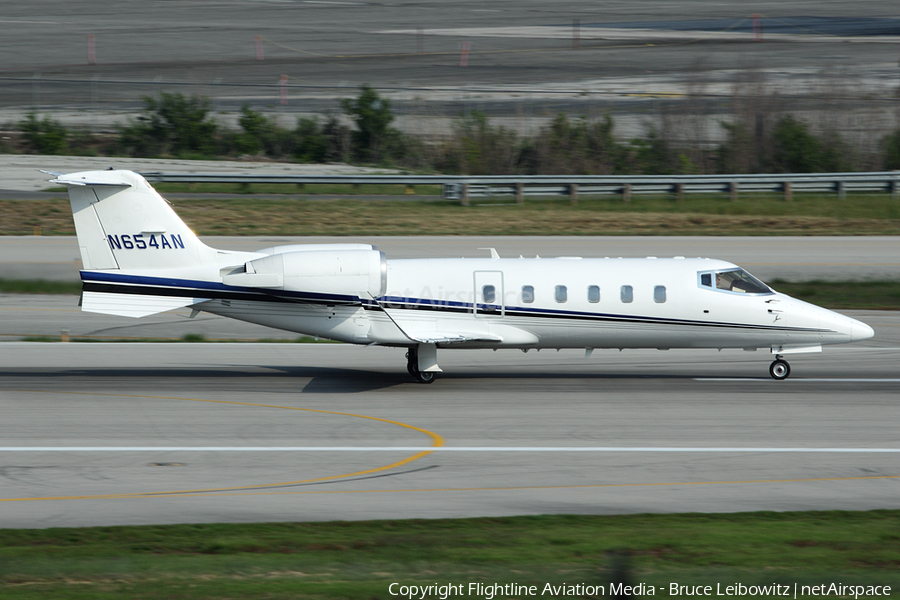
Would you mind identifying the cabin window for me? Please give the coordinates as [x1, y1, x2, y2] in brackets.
[654, 285, 667, 303]
[620, 285, 633, 303]
[555, 285, 568, 303]
[587, 285, 600, 303]
[482, 285, 496, 304]
[521, 285, 534, 304]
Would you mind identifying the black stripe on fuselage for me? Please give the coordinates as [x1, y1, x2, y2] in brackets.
[82, 282, 826, 334]
[82, 281, 344, 305]
[367, 301, 819, 333]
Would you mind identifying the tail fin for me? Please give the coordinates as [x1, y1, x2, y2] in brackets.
[53, 169, 211, 271]
[54, 169, 216, 318]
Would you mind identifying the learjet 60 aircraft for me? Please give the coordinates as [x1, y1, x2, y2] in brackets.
[54, 169, 874, 382]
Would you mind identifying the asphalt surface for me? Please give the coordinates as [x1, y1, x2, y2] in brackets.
[1, 337, 898, 528]
[1, 0, 899, 134]
[0, 154, 401, 193]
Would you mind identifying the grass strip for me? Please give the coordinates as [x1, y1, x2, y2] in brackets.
[4, 193, 900, 236]
[0, 279, 82, 295]
[152, 182, 444, 196]
[1, 511, 898, 599]
[769, 280, 900, 310]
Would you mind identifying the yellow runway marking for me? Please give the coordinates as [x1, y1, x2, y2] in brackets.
[1, 390, 443, 502]
[133, 473, 900, 498]
[9, 473, 896, 502]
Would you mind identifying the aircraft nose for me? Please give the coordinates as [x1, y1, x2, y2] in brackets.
[851, 318, 875, 342]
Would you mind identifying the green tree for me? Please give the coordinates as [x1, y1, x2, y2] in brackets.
[630, 127, 679, 174]
[232, 105, 297, 157]
[341, 85, 404, 163]
[523, 114, 624, 174]
[882, 129, 900, 170]
[771, 114, 821, 173]
[715, 121, 754, 174]
[438, 112, 519, 175]
[817, 130, 853, 173]
[320, 114, 352, 163]
[293, 117, 327, 162]
[19, 113, 68, 154]
[235, 105, 276, 155]
[117, 93, 218, 158]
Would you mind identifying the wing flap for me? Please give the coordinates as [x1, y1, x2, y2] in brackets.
[405, 331, 503, 345]
[368, 294, 502, 345]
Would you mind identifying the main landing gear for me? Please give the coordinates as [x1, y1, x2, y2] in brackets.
[406, 347, 436, 384]
[769, 356, 791, 381]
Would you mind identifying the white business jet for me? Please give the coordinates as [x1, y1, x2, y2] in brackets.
[53, 169, 873, 383]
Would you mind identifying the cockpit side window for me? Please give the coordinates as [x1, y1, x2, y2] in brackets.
[698, 269, 771, 295]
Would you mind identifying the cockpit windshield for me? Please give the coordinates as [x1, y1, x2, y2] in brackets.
[699, 269, 771, 294]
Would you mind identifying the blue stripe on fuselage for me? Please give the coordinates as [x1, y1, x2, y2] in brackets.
[79, 273, 823, 332]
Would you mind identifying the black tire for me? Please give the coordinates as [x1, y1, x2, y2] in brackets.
[769, 359, 791, 380]
[406, 348, 418, 378]
[415, 370, 436, 384]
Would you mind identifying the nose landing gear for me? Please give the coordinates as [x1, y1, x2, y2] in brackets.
[769, 356, 791, 380]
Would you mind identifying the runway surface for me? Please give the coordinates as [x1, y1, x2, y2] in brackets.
[1, 328, 898, 528]
[2, 0, 900, 137]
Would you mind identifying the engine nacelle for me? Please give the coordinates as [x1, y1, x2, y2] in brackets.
[255, 243, 376, 255]
[223, 249, 386, 301]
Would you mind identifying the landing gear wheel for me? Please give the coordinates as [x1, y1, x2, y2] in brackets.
[406, 349, 417, 378]
[415, 370, 436, 384]
[769, 359, 791, 381]
[405, 347, 436, 384]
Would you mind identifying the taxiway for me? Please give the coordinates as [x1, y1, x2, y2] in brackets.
[1, 336, 898, 528]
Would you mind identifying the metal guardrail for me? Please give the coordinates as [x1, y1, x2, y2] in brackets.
[140, 171, 900, 204]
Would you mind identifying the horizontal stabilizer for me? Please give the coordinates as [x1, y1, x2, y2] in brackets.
[82, 291, 207, 318]
[50, 175, 133, 188]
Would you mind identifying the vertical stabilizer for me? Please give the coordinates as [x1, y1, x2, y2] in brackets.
[53, 170, 211, 271]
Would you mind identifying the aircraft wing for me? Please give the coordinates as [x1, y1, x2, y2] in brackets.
[368, 295, 502, 345]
